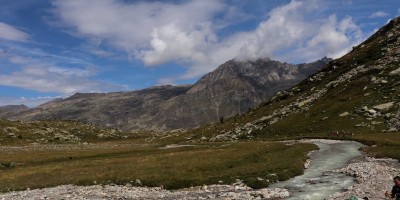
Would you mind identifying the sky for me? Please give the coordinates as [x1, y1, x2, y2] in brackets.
[0, 0, 399, 107]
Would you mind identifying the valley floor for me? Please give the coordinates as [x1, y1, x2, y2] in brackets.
[0, 139, 398, 199]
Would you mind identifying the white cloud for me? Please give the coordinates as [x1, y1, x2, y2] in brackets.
[303, 15, 362, 59]
[52, 0, 225, 60]
[0, 22, 29, 42]
[157, 77, 176, 86]
[0, 66, 124, 94]
[0, 46, 127, 95]
[142, 22, 215, 66]
[53, 0, 364, 83]
[369, 11, 389, 18]
[178, 0, 363, 80]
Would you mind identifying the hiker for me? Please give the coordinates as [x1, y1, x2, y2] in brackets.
[385, 176, 400, 199]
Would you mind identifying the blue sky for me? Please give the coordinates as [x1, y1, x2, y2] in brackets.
[0, 0, 399, 107]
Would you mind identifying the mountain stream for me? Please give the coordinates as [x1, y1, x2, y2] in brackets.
[270, 141, 364, 199]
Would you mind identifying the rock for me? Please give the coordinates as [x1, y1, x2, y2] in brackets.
[5, 127, 19, 133]
[367, 109, 377, 114]
[388, 127, 398, 132]
[135, 179, 142, 186]
[361, 106, 368, 111]
[373, 102, 394, 111]
[7, 132, 16, 138]
[339, 112, 350, 117]
[258, 188, 290, 199]
[389, 67, 400, 75]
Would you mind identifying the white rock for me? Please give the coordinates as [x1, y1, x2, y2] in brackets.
[339, 112, 350, 117]
[373, 102, 394, 111]
[389, 67, 400, 75]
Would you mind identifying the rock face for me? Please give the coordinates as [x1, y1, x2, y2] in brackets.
[7, 58, 329, 131]
[0, 105, 29, 118]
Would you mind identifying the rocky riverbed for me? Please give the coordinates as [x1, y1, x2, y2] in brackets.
[329, 156, 400, 199]
[0, 181, 290, 200]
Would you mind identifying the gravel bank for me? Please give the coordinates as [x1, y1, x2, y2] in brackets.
[0, 181, 289, 200]
[329, 156, 400, 199]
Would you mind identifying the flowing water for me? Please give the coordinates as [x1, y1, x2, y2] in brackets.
[271, 141, 364, 200]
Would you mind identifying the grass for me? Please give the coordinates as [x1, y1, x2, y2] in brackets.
[353, 133, 400, 160]
[0, 141, 316, 192]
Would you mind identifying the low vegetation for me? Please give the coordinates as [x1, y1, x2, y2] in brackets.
[0, 140, 316, 192]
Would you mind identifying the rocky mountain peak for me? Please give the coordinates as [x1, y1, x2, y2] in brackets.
[1, 59, 328, 131]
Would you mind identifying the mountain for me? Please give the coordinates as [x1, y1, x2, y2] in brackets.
[5, 58, 329, 131]
[0, 105, 29, 119]
[189, 17, 400, 142]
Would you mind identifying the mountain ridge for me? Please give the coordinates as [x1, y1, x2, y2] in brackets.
[2, 57, 330, 131]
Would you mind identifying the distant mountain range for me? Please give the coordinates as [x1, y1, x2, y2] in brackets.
[1, 58, 330, 131]
[0, 105, 29, 119]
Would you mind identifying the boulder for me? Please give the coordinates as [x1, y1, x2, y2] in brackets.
[339, 112, 350, 117]
[389, 67, 400, 75]
[373, 102, 394, 111]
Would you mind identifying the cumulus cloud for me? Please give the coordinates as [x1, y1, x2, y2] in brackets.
[52, 0, 224, 61]
[52, 0, 364, 83]
[369, 11, 389, 18]
[179, 0, 363, 79]
[0, 22, 29, 42]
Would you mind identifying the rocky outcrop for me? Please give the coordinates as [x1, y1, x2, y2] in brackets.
[8, 58, 329, 131]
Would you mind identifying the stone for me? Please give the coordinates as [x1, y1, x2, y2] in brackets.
[373, 102, 394, 111]
[389, 67, 400, 75]
[361, 106, 368, 111]
[135, 179, 142, 186]
[339, 112, 350, 117]
[7, 132, 16, 138]
[5, 127, 19, 133]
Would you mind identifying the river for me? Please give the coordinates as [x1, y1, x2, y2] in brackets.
[270, 140, 364, 199]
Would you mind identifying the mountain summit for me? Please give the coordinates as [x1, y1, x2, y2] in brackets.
[4, 58, 329, 131]
[192, 16, 400, 141]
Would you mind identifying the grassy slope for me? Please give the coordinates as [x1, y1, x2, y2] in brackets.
[183, 18, 400, 160]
